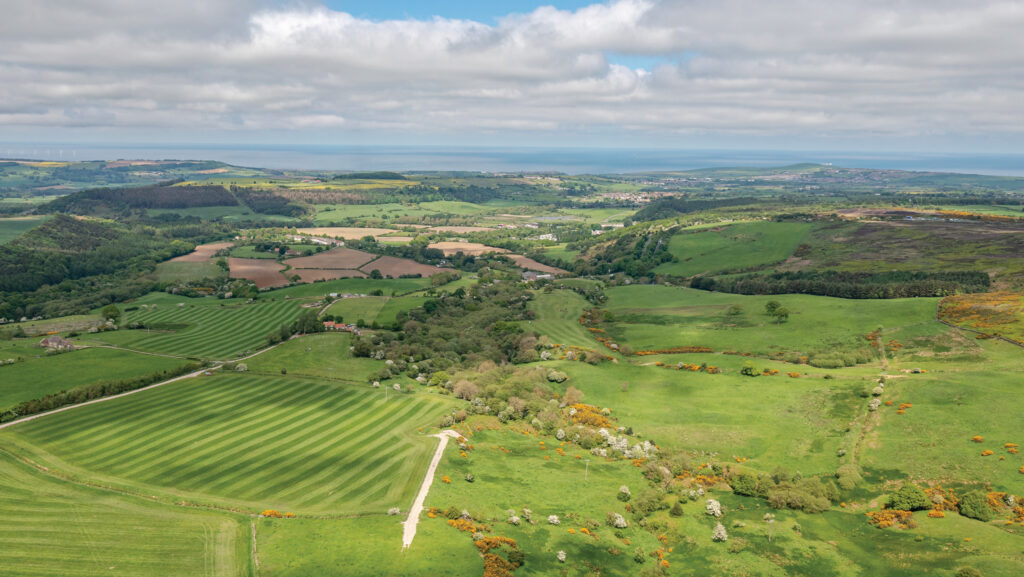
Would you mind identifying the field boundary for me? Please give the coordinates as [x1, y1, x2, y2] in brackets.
[936, 318, 1024, 349]
[0, 338, 294, 431]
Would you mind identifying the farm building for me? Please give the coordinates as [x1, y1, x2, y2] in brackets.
[39, 335, 74, 350]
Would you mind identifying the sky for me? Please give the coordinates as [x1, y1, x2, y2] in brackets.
[2, 0, 1024, 153]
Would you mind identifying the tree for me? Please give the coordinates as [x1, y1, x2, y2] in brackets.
[369, 269, 383, 279]
[100, 304, 121, 323]
[888, 484, 929, 511]
[771, 306, 790, 325]
[764, 300, 781, 315]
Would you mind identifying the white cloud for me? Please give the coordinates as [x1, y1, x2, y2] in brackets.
[1, 0, 1023, 146]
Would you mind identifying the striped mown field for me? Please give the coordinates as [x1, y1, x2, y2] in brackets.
[2, 373, 454, 515]
[91, 294, 305, 359]
[0, 450, 249, 577]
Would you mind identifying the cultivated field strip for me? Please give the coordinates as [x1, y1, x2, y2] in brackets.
[0, 451, 247, 577]
[5, 374, 450, 514]
[115, 299, 304, 358]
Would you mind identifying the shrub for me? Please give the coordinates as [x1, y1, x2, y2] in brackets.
[740, 361, 758, 376]
[888, 485, 930, 512]
[731, 473, 757, 496]
[618, 485, 632, 502]
[712, 522, 728, 542]
[548, 515, 560, 525]
[556, 550, 566, 563]
[705, 499, 722, 518]
[387, 507, 400, 516]
[956, 568, 983, 577]
[669, 502, 684, 517]
[958, 491, 994, 521]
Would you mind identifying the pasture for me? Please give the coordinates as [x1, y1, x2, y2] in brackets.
[152, 260, 224, 283]
[601, 285, 938, 360]
[243, 332, 390, 384]
[84, 293, 305, 359]
[0, 450, 250, 577]
[0, 341, 191, 409]
[257, 515, 479, 577]
[325, 295, 431, 327]
[1, 372, 457, 515]
[265, 277, 432, 300]
[654, 221, 813, 277]
[0, 216, 48, 244]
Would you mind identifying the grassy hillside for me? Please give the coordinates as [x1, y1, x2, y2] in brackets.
[0, 216, 48, 244]
[654, 221, 813, 277]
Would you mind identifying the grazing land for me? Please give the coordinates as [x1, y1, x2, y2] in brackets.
[296, 227, 398, 239]
[0, 216, 48, 244]
[0, 342, 191, 409]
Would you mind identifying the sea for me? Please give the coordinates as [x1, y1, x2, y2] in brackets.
[3, 144, 1024, 177]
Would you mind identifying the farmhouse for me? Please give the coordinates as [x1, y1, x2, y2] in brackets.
[39, 335, 74, 350]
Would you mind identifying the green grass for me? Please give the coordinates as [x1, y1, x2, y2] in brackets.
[81, 293, 305, 359]
[230, 245, 280, 259]
[375, 296, 430, 326]
[152, 260, 225, 282]
[538, 243, 580, 263]
[265, 277, 431, 300]
[313, 200, 490, 225]
[326, 296, 388, 325]
[0, 341, 191, 409]
[0, 216, 49, 244]
[1, 372, 456, 515]
[326, 295, 431, 327]
[0, 450, 250, 577]
[244, 333, 390, 384]
[525, 290, 600, 349]
[257, 515, 480, 577]
[655, 221, 813, 276]
[603, 285, 937, 358]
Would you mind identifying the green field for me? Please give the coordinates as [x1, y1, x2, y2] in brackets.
[602, 285, 937, 359]
[0, 216, 49, 244]
[82, 293, 305, 359]
[1, 372, 455, 515]
[244, 333, 391, 384]
[655, 221, 814, 276]
[326, 295, 430, 327]
[0, 341, 191, 409]
[313, 200, 489, 224]
[257, 515, 479, 577]
[525, 290, 599, 349]
[266, 277, 432, 300]
[229, 245, 280, 259]
[0, 450, 249, 577]
[152, 260, 226, 282]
